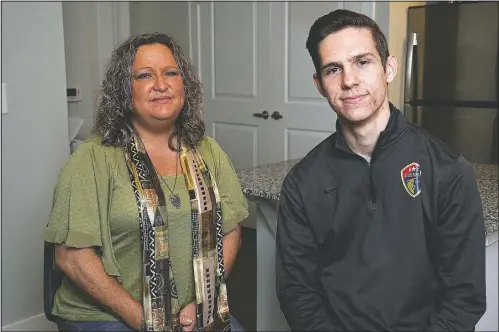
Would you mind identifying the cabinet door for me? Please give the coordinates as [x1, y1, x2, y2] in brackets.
[191, 2, 274, 169]
[268, 1, 390, 163]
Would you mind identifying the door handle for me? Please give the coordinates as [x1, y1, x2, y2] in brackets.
[253, 110, 269, 119]
[271, 111, 283, 120]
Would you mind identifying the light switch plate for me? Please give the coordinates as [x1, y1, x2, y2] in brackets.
[1, 83, 7, 114]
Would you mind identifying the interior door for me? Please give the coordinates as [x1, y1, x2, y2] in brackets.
[191, 1, 390, 169]
[191, 2, 272, 170]
[269, 1, 391, 163]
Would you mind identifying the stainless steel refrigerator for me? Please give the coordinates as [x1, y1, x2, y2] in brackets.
[404, 1, 498, 164]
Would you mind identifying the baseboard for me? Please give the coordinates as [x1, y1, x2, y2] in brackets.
[2, 313, 58, 331]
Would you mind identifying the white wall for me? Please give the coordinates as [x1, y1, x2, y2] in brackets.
[1, 1, 70, 328]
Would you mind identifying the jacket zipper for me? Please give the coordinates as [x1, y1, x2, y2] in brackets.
[365, 160, 377, 211]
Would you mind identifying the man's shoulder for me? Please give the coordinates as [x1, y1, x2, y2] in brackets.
[406, 121, 459, 158]
[285, 132, 337, 185]
[405, 122, 472, 184]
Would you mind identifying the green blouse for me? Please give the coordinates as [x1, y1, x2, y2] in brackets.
[42, 135, 249, 322]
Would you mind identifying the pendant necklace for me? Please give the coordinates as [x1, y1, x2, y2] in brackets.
[153, 142, 182, 209]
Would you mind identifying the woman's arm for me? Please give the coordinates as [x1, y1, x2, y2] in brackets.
[222, 225, 242, 278]
[55, 244, 143, 330]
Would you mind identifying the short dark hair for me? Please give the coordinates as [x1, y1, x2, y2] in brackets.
[306, 9, 389, 77]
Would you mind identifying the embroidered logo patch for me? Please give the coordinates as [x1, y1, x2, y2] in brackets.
[401, 162, 422, 197]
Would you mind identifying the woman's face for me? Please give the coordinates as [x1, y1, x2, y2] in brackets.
[131, 43, 185, 123]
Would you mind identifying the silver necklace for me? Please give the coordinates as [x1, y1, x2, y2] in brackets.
[152, 145, 181, 209]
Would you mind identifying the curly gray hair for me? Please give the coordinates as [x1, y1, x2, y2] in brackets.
[93, 32, 204, 150]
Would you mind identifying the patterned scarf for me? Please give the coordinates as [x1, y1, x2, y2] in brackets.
[123, 134, 231, 331]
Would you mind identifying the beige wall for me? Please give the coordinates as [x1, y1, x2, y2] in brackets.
[388, 2, 426, 110]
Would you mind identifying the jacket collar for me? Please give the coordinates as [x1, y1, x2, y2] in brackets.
[333, 102, 408, 157]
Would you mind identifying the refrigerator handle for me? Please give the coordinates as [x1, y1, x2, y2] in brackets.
[404, 32, 418, 103]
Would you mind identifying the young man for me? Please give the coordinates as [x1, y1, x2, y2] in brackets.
[275, 9, 486, 331]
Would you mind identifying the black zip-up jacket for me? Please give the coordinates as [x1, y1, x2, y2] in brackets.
[275, 104, 486, 331]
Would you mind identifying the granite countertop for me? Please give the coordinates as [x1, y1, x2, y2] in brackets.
[237, 160, 498, 237]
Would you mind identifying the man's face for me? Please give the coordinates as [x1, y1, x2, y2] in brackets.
[313, 27, 397, 124]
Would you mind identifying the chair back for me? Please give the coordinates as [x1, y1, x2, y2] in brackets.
[43, 241, 62, 322]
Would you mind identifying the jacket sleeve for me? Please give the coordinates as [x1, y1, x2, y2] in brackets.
[275, 173, 338, 331]
[424, 156, 487, 330]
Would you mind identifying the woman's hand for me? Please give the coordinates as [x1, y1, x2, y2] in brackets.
[179, 302, 197, 331]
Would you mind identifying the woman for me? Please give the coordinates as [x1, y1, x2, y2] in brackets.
[42, 33, 249, 331]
